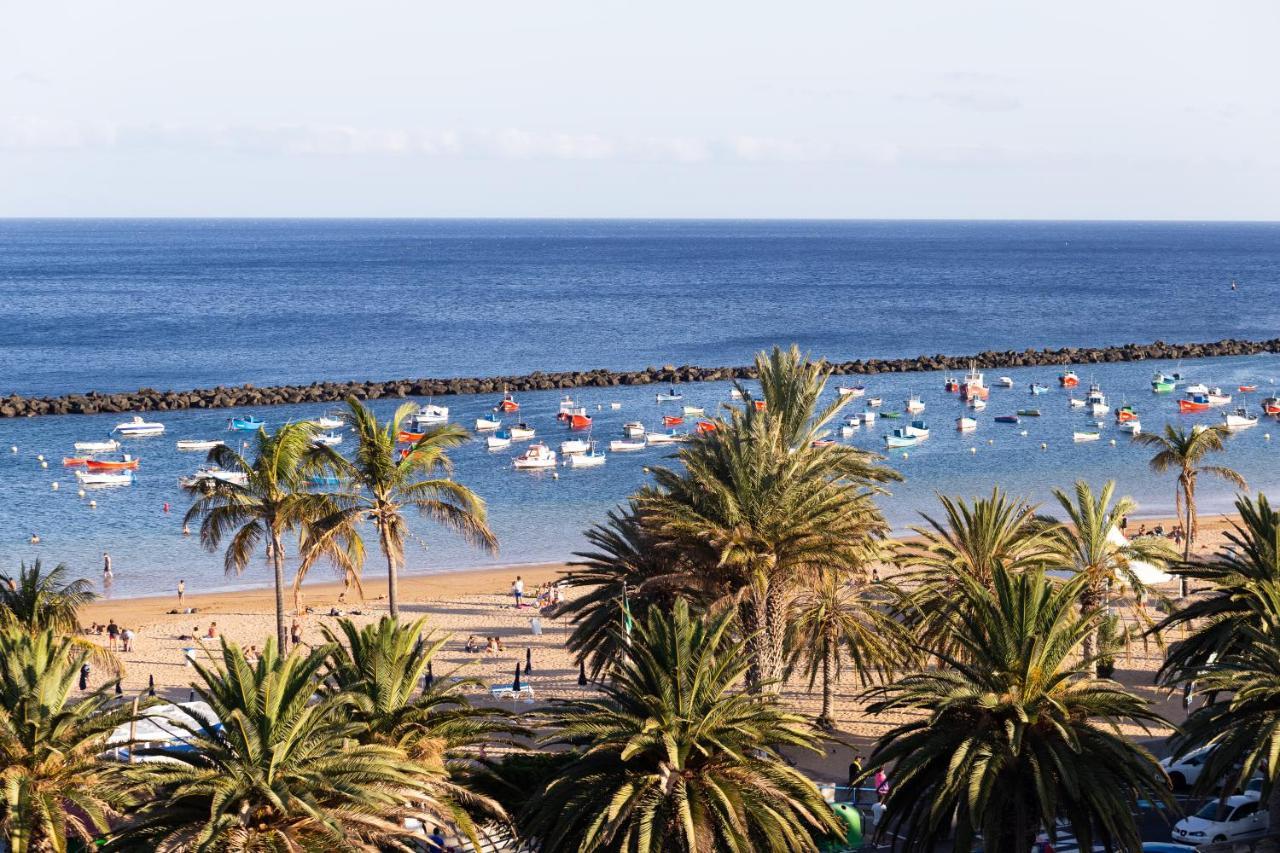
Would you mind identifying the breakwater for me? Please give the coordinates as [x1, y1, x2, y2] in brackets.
[5, 338, 1279, 419]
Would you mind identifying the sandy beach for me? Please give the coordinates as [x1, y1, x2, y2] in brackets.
[77, 513, 1243, 787]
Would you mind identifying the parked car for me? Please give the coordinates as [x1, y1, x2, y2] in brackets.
[1172, 795, 1268, 845]
[1140, 844, 1198, 852]
[1161, 745, 1216, 789]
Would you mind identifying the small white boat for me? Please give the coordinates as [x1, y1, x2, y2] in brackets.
[682, 406, 705, 416]
[475, 416, 502, 432]
[609, 439, 646, 452]
[729, 388, 743, 399]
[508, 424, 535, 441]
[837, 386, 866, 397]
[74, 439, 121, 453]
[486, 434, 512, 450]
[861, 411, 878, 425]
[905, 396, 925, 414]
[956, 416, 977, 432]
[1185, 382, 1209, 395]
[513, 443, 557, 470]
[1223, 408, 1259, 431]
[76, 470, 134, 486]
[1206, 388, 1233, 406]
[867, 397, 882, 408]
[176, 439, 225, 452]
[1118, 420, 1142, 435]
[609, 402, 623, 410]
[655, 390, 683, 402]
[559, 438, 590, 455]
[179, 467, 248, 487]
[623, 421, 646, 438]
[1068, 398, 1086, 408]
[840, 424, 859, 438]
[646, 432, 681, 446]
[312, 432, 343, 447]
[114, 416, 165, 437]
[998, 377, 1014, 388]
[903, 420, 930, 439]
[311, 415, 344, 430]
[969, 397, 987, 411]
[566, 445, 606, 468]
[412, 404, 449, 428]
[1073, 431, 1102, 443]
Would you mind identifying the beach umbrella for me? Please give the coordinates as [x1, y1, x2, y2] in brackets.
[424, 662, 434, 690]
[577, 659, 588, 686]
[114, 680, 122, 696]
[147, 674, 156, 697]
[79, 663, 90, 691]
[512, 664, 521, 692]
[524, 647, 532, 675]
[188, 689, 195, 703]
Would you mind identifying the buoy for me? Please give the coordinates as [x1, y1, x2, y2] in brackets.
[1019, 430, 1028, 436]
[40, 460, 48, 469]
[987, 439, 994, 445]
[642, 466, 650, 473]
[970, 447, 977, 454]
[1040, 442, 1048, 450]
[36, 454, 44, 461]
[552, 472, 559, 480]
[9, 446, 16, 453]
[1109, 439, 1117, 446]
[901, 452, 909, 459]
[77, 489, 86, 498]
[51, 482, 58, 490]
[88, 500, 97, 508]
[1265, 433, 1272, 441]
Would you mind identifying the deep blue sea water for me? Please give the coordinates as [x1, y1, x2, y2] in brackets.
[1, 220, 1277, 598]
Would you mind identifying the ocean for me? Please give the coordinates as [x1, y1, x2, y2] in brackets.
[1, 219, 1277, 599]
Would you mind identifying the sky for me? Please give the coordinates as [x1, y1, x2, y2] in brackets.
[1, 2, 1277, 219]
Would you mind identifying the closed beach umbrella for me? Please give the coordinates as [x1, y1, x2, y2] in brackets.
[524, 646, 532, 675]
[513, 663, 521, 692]
[424, 661, 434, 690]
[147, 674, 156, 697]
[114, 680, 122, 696]
[578, 659, 588, 686]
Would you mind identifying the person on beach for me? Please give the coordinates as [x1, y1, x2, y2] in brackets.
[465, 635, 480, 654]
[206, 622, 218, 639]
[290, 617, 303, 648]
[847, 753, 863, 803]
[245, 645, 259, 666]
[177, 579, 185, 605]
[485, 636, 496, 655]
[512, 576, 524, 608]
[495, 636, 505, 652]
[874, 767, 890, 804]
[121, 626, 134, 653]
[106, 620, 119, 651]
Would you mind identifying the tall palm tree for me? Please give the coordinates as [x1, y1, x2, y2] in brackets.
[302, 397, 496, 619]
[0, 559, 96, 635]
[642, 346, 895, 690]
[862, 565, 1173, 853]
[111, 638, 448, 852]
[1134, 423, 1247, 594]
[1051, 480, 1176, 671]
[183, 422, 341, 650]
[0, 626, 138, 853]
[521, 600, 843, 851]
[784, 566, 906, 731]
[894, 489, 1059, 662]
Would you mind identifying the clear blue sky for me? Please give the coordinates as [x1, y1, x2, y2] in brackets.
[2, 1, 1276, 218]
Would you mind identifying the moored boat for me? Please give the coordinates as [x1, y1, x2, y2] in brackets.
[682, 406, 705, 416]
[1178, 395, 1211, 413]
[994, 415, 1020, 424]
[1118, 419, 1142, 435]
[565, 445, 606, 468]
[1068, 397, 1086, 408]
[867, 397, 882, 408]
[412, 404, 449, 427]
[513, 443, 557, 469]
[655, 389, 683, 402]
[905, 395, 925, 414]
[559, 438, 590, 456]
[227, 416, 264, 432]
[179, 467, 247, 487]
[1239, 385, 1258, 393]
[1073, 431, 1102, 443]
[840, 424, 859, 438]
[74, 439, 120, 453]
[1185, 382, 1209, 395]
[695, 420, 717, 434]
[85, 456, 139, 471]
[76, 470, 135, 486]
[609, 439, 646, 452]
[556, 396, 577, 421]
[1206, 388, 1232, 406]
[311, 415, 344, 430]
[943, 376, 960, 393]
[1016, 409, 1041, 417]
[1223, 408, 1259, 431]
[397, 431, 424, 443]
[1085, 388, 1109, 416]
[486, 432, 512, 450]
[474, 416, 502, 432]
[176, 439, 225, 451]
[646, 431, 682, 446]
[959, 364, 988, 401]
[495, 392, 520, 413]
[569, 412, 592, 430]
[837, 386, 867, 397]
[622, 421, 646, 438]
[1059, 370, 1080, 388]
[312, 432, 343, 447]
[997, 376, 1014, 388]
[1264, 397, 1280, 416]
[508, 423, 535, 441]
[1114, 406, 1138, 423]
[884, 428, 921, 448]
[969, 397, 987, 411]
[114, 417, 165, 437]
[1151, 373, 1176, 393]
[860, 411, 877, 425]
[62, 457, 91, 467]
[662, 415, 684, 426]
[1029, 383, 1049, 396]
[903, 420, 929, 439]
[956, 416, 977, 432]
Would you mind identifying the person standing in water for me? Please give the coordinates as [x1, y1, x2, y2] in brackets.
[177, 579, 185, 606]
[102, 552, 113, 586]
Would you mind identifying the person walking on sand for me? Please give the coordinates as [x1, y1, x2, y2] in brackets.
[106, 619, 119, 651]
[874, 766, 890, 804]
[177, 579, 185, 606]
[290, 617, 303, 648]
[512, 576, 524, 608]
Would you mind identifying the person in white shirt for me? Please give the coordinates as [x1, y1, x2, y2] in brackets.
[512, 576, 524, 608]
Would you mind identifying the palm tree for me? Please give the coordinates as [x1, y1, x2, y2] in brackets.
[183, 422, 341, 650]
[111, 638, 449, 852]
[302, 397, 496, 619]
[0, 559, 96, 634]
[641, 346, 895, 690]
[521, 600, 843, 851]
[894, 489, 1059, 662]
[1135, 423, 1247, 594]
[784, 566, 905, 731]
[0, 626, 138, 852]
[320, 616, 513, 839]
[1051, 480, 1176, 671]
[862, 565, 1173, 852]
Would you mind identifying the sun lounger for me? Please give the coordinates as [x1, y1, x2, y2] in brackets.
[489, 684, 536, 702]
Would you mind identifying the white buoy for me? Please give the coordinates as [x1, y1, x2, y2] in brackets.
[1040, 442, 1048, 450]
[1019, 430, 1028, 436]
[901, 452, 909, 459]
[77, 489, 86, 498]
[40, 460, 48, 468]
[1266, 433, 1272, 441]
[9, 446, 15, 453]
[51, 482, 58, 490]
[987, 439, 994, 445]
[1109, 439, 1117, 446]
[36, 454, 44, 461]
[970, 447, 977, 454]
[552, 472, 559, 480]
[88, 500, 97, 508]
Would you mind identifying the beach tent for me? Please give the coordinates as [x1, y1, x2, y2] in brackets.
[1106, 527, 1172, 586]
[106, 700, 221, 761]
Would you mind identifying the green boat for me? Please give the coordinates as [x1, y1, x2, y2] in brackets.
[879, 411, 902, 419]
[1016, 408, 1041, 417]
[1151, 372, 1176, 393]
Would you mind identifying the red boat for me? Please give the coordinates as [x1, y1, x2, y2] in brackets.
[85, 458, 139, 471]
[695, 420, 717, 434]
[1178, 396, 1211, 413]
[62, 457, 90, 467]
[753, 400, 766, 411]
[943, 377, 960, 392]
[1115, 407, 1138, 423]
[495, 393, 520, 413]
[1239, 385, 1258, 393]
[662, 415, 684, 426]
[1263, 397, 1280, 415]
[397, 431, 425, 443]
[1059, 371, 1080, 388]
[569, 413, 592, 429]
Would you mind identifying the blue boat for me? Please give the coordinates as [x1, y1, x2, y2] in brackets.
[884, 428, 922, 448]
[228, 416, 264, 431]
[307, 474, 343, 486]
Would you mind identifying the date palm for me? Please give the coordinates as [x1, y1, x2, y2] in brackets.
[0, 627, 138, 853]
[111, 638, 448, 852]
[1134, 423, 1246, 594]
[183, 422, 341, 650]
[1051, 480, 1175, 672]
[302, 397, 496, 619]
[862, 565, 1173, 853]
[522, 600, 843, 852]
[0, 559, 117, 672]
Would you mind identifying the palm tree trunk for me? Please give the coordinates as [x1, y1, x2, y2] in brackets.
[758, 581, 788, 693]
[1079, 585, 1100, 674]
[817, 633, 835, 731]
[381, 524, 399, 619]
[270, 529, 288, 651]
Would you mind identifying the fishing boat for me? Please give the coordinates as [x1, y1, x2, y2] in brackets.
[1068, 398, 1086, 409]
[729, 388, 743, 399]
[905, 396, 925, 414]
[682, 406, 705, 416]
[695, 421, 717, 434]
[74, 439, 120, 453]
[903, 420, 930, 439]
[1029, 383, 1049, 396]
[1016, 409, 1041, 417]
[176, 439, 225, 452]
[559, 438, 590, 456]
[311, 415, 344, 430]
[1151, 373, 1177, 393]
[508, 423, 535, 441]
[397, 431, 424, 443]
[227, 416, 264, 431]
[1240, 385, 1258, 393]
[486, 432, 512, 450]
[85, 456, 139, 471]
[1073, 431, 1102, 443]
[994, 415, 1020, 424]
[412, 404, 449, 428]
[495, 393, 520, 413]
[1264, 397, 1280, 416]
[1178, 395, 1211, 413]
[867, 397, 883, 408]
[860, 411, 878, 425]
[75, 470, 134, 486]
[62, 457, 91, 467]
[566, 444, 606, 468]
[556, 396, 577, 420]
[1059, 370, 1080, 388]
[312, 432, 343, 447]
[609, 402, 622, 410]
[1114, 406, 1138, 423]
[956, 416, 977, 432]
[1185, 382, 1209, 395]
[609, 439, 646, 452]
[623, 421, 646, 438]
[943, 376, 961, 393]
[837, 385, 867, 397]
[1085, 388, 1109, 416]
[1206, 388, 1233, 406]
[513, 444, 557, 470]
[655, 389, 684, 402]
[568, 411, 592, 430]
[997, 376, 1014, 388]
[114, 417, 165, 437]
[646, 432, 681, 446]
[1118, 419, 1142, 435]
[752, 400, 767, 411]
[179, 467, 247, 487]
[1223, 408, 1259, 431]
[959, 364, 989, 401]
[474, 416, 502, 432]
[811, 439, 836, 448]
[884, 429, 921, 448]
[840, 424, 859, 438]
[969, 397, 987, 411]
[879, 411, 902, 419]
[662, 415, 684, 427]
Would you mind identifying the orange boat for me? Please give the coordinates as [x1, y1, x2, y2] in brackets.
[943, 377, 960, 392]
[495, 393, 520, 413]
[695, 420, 717, 434]
[662, 415, 684, 426]
[397, 431, 424, 443]
[1263, 397, 1280, 415]
[753, 400, 766, 411]
[1239, 385, 1258, 393]
[85, 458, 139, 471]
[62, 457, 91, 467]
[1178, 396, 1211, 413]
[1115, 407, 1138, 423]
[569, 413, 592, 429]
[1059, 371, 1080, 388]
